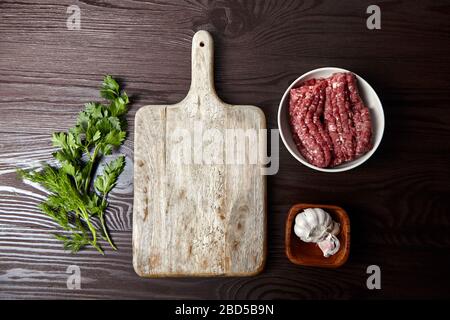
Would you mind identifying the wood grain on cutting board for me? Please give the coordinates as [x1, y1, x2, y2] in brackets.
[133, 31, 266, 277]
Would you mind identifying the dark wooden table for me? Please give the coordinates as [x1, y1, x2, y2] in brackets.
[1, 0, 449, 299]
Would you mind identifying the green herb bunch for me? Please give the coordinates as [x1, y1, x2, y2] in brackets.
[18, 76, 129, 254]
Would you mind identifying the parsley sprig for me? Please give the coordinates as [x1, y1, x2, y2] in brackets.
[18, 76, 129, 254]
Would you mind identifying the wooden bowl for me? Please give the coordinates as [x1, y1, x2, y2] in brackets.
[285, 203, 350, 268]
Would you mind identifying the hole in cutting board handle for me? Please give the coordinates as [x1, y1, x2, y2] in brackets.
[199, 41, 205, 47]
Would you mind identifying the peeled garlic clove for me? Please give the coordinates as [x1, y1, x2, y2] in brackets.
[317, 233, 340, 257]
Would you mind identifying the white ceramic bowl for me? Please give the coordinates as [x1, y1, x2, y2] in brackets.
[278, 67, 384, 172]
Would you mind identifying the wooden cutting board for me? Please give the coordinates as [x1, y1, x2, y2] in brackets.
[133, 30, 266, 277]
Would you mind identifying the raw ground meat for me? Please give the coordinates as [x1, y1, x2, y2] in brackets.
[288, 72, 373, 168]
[289, 79, 332, 167]
[346, 73, 373, 156]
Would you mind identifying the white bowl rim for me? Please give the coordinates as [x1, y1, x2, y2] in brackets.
[277, 67, 385, 173]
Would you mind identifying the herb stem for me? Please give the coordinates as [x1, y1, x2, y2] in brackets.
[83, 145, 99, 193]
[80, 207, 97, 245]
[99, 194, 116, 250]
[100, 211, 117, 250]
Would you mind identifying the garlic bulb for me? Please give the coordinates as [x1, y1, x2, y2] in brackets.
[294, 208, 340, 257]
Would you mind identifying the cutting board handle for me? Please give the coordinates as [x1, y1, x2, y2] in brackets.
[188, 30, 218, 99]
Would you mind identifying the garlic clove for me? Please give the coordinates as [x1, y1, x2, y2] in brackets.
[314, 208, 328, 226]
[294, 224, 307, 241]
[295, 212, 311, 231]
[330, 222, 340, 236]
[317, 233, 340, 257]
[303, 208, 317, 226]
[313, 208, 324, 225]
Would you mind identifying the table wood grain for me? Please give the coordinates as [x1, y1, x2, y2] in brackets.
[1, 0, 450, 299]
